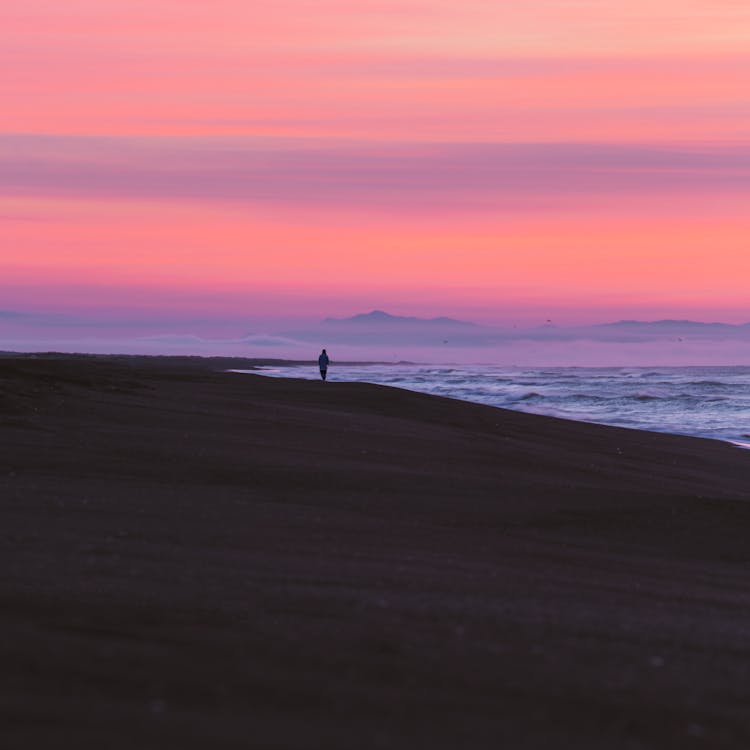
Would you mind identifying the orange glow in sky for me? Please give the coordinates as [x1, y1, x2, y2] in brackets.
[2, 0, 750, 332]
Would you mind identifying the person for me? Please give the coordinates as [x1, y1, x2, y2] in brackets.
[318, 349, 330, 380]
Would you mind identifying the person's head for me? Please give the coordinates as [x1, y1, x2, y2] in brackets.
[322, 349, 327, 354]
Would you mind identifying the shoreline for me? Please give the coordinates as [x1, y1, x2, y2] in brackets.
[3, 353, 750, 748]
[6, 349, 749, 446]
[244, 363, 750, 450]
[0, 350, 412, 367]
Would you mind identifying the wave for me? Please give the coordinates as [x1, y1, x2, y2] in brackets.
[259, 364, 750, 446]
[513, 392, 723, 405]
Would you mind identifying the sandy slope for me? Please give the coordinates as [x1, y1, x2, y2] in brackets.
[2, 354, 750, 748]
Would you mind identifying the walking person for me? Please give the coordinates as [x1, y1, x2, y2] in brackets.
[318, 349, 330, 380]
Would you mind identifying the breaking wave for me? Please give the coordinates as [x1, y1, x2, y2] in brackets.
[256, 364, 750, 446]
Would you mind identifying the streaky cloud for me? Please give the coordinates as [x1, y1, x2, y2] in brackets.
[138, 333, 310, 348]
[3, 133, 750, 212]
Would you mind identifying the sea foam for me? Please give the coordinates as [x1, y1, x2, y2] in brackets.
[248, 364, 750, 446]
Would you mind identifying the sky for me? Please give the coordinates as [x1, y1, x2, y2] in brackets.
[2, 1, 750, 362]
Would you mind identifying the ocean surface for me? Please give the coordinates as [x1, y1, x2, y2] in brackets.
[249, 364, 750, 447]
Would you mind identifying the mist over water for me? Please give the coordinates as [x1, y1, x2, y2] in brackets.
[253, 364, 750, 446]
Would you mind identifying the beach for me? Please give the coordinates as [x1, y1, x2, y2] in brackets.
[2, 353, 750, 748]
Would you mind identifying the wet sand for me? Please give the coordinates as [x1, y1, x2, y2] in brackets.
[2, 354, 750, 748]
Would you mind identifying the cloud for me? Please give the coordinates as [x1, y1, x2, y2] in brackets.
[137, 334, 207, 345]
[239, 334, 307, 347]
[5, 314, 750, 365]
[3, 133, 749, 212]
[297, 314, 750, 350]
[0, 309, 72, 324]
[138, 332, 308, 348]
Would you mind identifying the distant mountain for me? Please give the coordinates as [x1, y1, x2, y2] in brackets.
[323, 310, 476, 327]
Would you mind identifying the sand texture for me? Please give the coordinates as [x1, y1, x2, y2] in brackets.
[2, 354, 750, 748]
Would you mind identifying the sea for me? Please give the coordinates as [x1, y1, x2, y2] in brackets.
[250, 364, 750, 448]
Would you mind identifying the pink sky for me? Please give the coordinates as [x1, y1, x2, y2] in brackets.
[3, 0, 750, 348]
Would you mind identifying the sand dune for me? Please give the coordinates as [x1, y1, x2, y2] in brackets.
[2, 354, 750, 748]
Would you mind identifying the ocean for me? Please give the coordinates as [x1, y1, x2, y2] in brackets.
[249, 364, 750, 447]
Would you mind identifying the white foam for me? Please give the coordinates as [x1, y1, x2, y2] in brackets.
[248, 363, 750, 445]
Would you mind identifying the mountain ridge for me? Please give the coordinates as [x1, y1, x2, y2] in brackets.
[323, 310, 477, 327]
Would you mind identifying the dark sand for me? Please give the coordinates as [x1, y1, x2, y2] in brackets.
[2, 354, 750, 748]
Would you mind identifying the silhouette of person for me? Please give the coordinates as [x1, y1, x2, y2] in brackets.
[318, 349, 330, 380]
